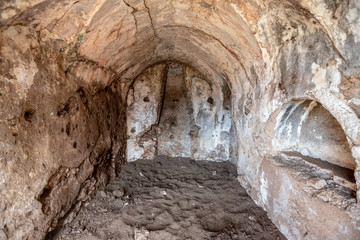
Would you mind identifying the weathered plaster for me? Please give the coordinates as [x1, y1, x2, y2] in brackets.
[1, 0, 360, 239]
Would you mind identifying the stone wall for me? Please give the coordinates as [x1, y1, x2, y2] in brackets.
[0, 26, 126, 239]
[1, 0, 360, 239]
[126, 63, 166, 162]
[127, 62, 233, 162]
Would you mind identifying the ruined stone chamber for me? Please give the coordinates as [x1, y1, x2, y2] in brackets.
[1, 0, 360, 239]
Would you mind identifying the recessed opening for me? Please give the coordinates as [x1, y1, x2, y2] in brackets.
[126, 61, 234, 162]
[207, 97, 214, 105]
[274, 100, 356, 185]
[24, 109, 35, 122]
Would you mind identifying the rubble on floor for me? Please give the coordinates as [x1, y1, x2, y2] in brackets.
[51, 156, 285, 240]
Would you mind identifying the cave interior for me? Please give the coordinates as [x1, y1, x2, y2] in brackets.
[1, 0, 360, 239]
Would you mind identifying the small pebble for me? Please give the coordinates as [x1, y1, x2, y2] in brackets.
[113, 190, 124, 198]
[249, 215, 256, 221]
[98, 191, 107, 198]
[98, 207, 107, 213]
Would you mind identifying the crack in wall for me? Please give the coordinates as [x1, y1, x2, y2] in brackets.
[157, 63, 169, 125]
[122, 0, 138, 35]
[63, 37, 122, 82]
[143, 0, 160, 40]
[50, 1, 80, 32]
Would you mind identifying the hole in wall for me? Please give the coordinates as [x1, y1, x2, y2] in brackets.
[38, 185, 52, 214]
[57, 97, 79, 117]
[66, 122, 71, 135]
[24, 109, 35, 122]
[77, 88, 89, 107]
[207, 97, 214, 105]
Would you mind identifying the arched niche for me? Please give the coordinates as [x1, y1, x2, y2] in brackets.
[126, 61, 234, 162]
[273, 99, 356, 183]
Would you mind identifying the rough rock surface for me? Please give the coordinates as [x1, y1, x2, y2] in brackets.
[127, 62, 233, 162]
[126, 64, 166, 162]
[0, 25, 127, 240]
[1, 0, 360, 239]
[52, 157, 285, 240]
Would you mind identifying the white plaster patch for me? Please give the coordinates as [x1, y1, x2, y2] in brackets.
[273, 101, 305, 152]
[348, 97, 360, 106]
[297, 100, 317, 138]
[0, 8, 17, 20]
[0, 169, 5, 186]
[260, 171, 269, 206]
[302, 0, 347, 47]
[126, 140, 145, 162]
[346, 8, 360, 43]
[263, 98, 283, 123]
[279, 225, 290, 239]
[337, 221, 350, 238]
[311, 62, 327, 88]
[10, 59, 38, 99]
[351, 146, 360, 160]
[300, 148, 309, 156]
[326, 65, 341, 93]
[126, 64, 165, 161]
[346, 8, 358, 23]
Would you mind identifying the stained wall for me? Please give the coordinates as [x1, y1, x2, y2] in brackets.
[1, 1, 360, 239]
[127, 62, 233, 162]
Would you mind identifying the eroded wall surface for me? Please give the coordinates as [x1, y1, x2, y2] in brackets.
[127, 62, 232, 161]
[0, 26, 126, 239]
[157, 62, 192, 158]
[126, 64, 166, 162]
[1, 0, 360, 239]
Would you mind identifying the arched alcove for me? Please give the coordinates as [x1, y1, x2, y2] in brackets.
[274, 99, 356, 185]
[126, 61, 234, 162]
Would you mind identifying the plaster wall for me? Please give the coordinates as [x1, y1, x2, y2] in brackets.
[127, 62, 233, 162]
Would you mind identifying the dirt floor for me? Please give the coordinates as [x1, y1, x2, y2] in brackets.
[50, 156, 285, 240]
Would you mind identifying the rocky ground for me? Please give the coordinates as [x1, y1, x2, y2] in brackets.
[50, 156, 285, 240]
